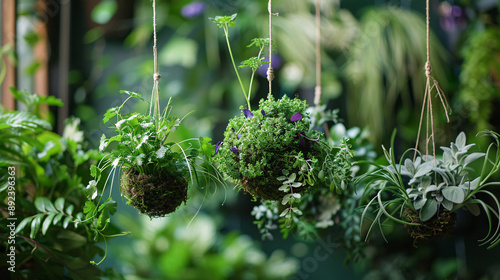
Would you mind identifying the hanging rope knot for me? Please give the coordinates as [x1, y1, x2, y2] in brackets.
[425, 62, 431, 78]
[267, 66, 274, 82]
[153, 72, 161, 81]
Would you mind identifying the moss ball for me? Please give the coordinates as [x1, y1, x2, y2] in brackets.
[215, 95, 330, 201]
[403, 208, 457, 246]
[120, 168, 188, 217]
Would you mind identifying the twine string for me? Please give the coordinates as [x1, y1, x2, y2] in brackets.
[413, 0, 451, 162]
[267, 0, 274, 96]
[150, 0, 161, 119]
[314, 0, 322, 107]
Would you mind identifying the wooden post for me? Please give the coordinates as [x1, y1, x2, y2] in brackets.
[1, 0, 17, 110]
[57, 0, 70, 134]
[34, 0, 49, 117]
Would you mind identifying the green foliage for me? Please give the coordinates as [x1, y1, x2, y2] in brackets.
[0, 89, 123, 278]
[459, 28, 500, 133]
[215, 95, 350, 203]
[212, 14, 273, 110]
[360, 131, 500, 248]
[90, 90, 193, 218]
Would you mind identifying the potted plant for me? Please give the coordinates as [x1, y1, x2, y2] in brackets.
[360, 131, 500, 247]
[210, 14, 353, 230]
[88, 89, 211, 218]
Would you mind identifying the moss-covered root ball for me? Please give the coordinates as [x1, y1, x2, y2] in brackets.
[403, 208, 457, 245]
[120, 168, 188, 217]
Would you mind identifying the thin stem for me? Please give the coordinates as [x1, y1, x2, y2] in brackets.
[248, 47, 264, 99]
[268, 0, 273, 96]
[223, 26, 250, 110]
[314, 0, 322, 107]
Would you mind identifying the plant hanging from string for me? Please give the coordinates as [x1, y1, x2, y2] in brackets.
[88, 0, 216, 218]
[210, 1, 353, 234]
[359, 1, 500, 247]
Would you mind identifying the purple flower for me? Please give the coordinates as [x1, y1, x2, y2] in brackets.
[290, 112, 302, 122]
[261, 110, 266, 116]
[215, 141, 223, 155]
[242, 109, 254, 119]
[230, 146, 239, 154]
[237, 133, 241, 139]
[181, 2, 206, 18]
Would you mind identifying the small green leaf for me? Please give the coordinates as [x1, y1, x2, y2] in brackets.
[54, 197, 65, 212]
[16, 216, 34, 233]
[53, 213, 65, 225]
[63, 215, 72, 229]
[455, 132, 466, 149]
[278, 184, 289, 191]
[65, 204, 74, 216]
[414, 162, 433, 178]
[442, 186, 465, 204]
[120, 90, 143, 100]
[30, 214, 43, 239]
[42, 213, 56, 235]
[442, 199, 454, 211]
[83, 201, 97, 219]
[420, 199, 438, 222]
[318, 170, 325, 180]
[291, 207, 302, 215]
[279, 208, 290, 217]
[35, 197, 56, 213]
[102, 107, 119, 124]
[414, 198, 426, 210]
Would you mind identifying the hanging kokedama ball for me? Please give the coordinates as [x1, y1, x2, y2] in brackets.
[403, 208, 457, 245]
[120, 167, 188, 217]
[215, 95, 337, 201]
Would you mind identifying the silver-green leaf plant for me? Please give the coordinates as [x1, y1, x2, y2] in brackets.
[360, 131, 500, 248]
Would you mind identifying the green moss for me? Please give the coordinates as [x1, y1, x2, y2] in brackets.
[403, 208, 456, 246]
[121, 167, 188, 217]
[215, 95, 334, 200]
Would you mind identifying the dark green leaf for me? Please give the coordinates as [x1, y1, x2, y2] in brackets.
[53, 213, 64, 225]
[16, 216, 34, 233]
[30, 214, 43, 239]
[54, 197, 65, 212]
[102, 107, 119, 124]
[35, 197, 56, 213]
[65, 204, 74, 216]
[42, 213, 56, 235]
[420, 199, 438, 222]
[84, 201, 97, 219]
[63, 216, 72, 229]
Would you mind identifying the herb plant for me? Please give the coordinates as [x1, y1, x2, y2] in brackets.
[360, 131, 500, 247]
[211, 14, 354, 232]
[89, 90, 213, 218]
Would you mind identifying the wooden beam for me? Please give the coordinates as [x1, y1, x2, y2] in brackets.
[34, 0, 49, 117]
[1, 0, 17, 110]
[57, 0, 70, 134]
